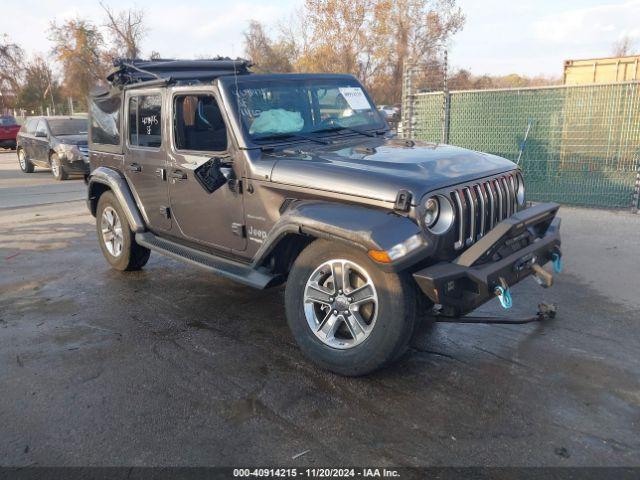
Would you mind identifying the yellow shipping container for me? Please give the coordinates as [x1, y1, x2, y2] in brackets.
[563, 55, 640, 85]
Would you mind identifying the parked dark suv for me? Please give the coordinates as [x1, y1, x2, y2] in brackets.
[17, 116, 89, 180]
[86, 59, 562, 375]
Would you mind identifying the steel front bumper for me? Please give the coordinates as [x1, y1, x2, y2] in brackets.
[413, 203, 561, 316]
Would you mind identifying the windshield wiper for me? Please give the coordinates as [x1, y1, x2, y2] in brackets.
[312, 126, 383, 138]
[254, 132, 330, 145]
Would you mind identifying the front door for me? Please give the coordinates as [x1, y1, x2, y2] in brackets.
[167, 90, 246, 253]
[124, 91, 171, 232]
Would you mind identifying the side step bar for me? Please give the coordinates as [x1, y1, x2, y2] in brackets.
[135, 232, 280, 290]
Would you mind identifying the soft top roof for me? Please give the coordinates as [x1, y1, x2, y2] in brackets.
[105, 57, 252, 88]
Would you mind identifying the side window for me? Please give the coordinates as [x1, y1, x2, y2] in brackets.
[128, 97, 138, 146]
[128, 94, 161, 148]
[90, 95, 121, 146]
[173, 94, 227, 152]
[23, 119, 37, 133]
[35, 120, 47, 136]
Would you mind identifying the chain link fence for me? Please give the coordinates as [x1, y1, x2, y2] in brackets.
[2, 99, 82, 124]
[403, 81, 640, 211]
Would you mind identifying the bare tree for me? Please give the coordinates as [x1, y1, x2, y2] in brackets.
[243, 0, 465, 104]
[0, 35, 24, 109]
[17, 56, 62, 114]
[612, 35, 637, 57]
[100, 2, 146, 60]
[243, 20, 293, 73]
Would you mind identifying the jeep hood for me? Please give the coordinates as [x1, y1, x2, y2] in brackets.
[269, 139, 516, 204]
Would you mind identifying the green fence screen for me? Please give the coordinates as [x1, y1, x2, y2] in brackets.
[408, 83, 640, 209]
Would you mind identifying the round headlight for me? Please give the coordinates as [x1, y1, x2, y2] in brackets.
[424, 197, 439, 227]
[423, 195, 455, 235]
[516, 173, 526, 206]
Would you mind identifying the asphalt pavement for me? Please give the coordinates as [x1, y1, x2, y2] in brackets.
[0, 150, 86, 209]
[1, 149, 639, 467]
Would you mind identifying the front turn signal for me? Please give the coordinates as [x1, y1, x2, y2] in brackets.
[368, 249, 392, 263]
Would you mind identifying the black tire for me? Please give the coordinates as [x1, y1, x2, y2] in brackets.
[50, 153, 68, 181]
[285, 239, 417, 376]
[17, 148, 34, 173]
[96, 191, 150, 271]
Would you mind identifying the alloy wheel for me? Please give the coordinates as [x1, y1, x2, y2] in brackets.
[101, 206, 124, 257]
[303, 259, 378, 349]
[18, 150, 26, 170]
[51, 156, 60, 178]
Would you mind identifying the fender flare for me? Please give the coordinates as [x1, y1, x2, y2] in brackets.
[252, 200, 429, 271]
[87, 166, 146, 233]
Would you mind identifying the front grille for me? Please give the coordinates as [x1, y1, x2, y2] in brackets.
[450, 172, 521, 250]
[77, 144, 89, 159]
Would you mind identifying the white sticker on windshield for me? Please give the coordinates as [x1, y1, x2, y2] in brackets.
[339, 87, 371, 111]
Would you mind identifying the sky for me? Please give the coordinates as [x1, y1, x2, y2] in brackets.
[2, 0, 639, 78]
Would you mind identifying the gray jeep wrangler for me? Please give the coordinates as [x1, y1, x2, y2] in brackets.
[86, 59, 562, 376]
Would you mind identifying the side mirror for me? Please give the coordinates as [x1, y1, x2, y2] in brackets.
[34, 131, 47, 138]
[194, 158, 229, 193]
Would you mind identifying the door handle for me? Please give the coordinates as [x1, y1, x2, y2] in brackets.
[170, 170, 187, 180]
[127, 163, 142, 173]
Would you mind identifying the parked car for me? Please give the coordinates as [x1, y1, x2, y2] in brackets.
[0, 115, 21, 150]
[16, 116, 89, 180]
[87, 59, 562, 376]
[377, 104, 400, 121]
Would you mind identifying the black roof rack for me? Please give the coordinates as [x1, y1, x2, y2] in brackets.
[106, 57, 252, 88]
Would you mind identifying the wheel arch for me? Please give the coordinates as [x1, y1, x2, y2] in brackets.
[253, 200, 429, 274]
[87, 166, 146, 233]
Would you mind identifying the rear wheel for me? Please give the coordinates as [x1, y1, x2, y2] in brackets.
[17, 148, 34, 173]
[96, 191, 150, 271]
[50, 153, 68, 181]
[285, 240, 417, 376]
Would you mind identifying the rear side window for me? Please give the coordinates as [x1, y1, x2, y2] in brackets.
[90, 95, 121, 146]
[129, 94, 162, 148]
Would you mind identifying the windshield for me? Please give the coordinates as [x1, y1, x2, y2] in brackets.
[0, 116, 17, 126]
[233, 78, 385, 142]
[48, 118, 88, 136]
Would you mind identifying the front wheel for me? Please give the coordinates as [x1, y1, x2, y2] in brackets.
[50, 153, 68, 181]
[285, 240, 417, 376]
[96, 191, 150, 271]
[17, 148, 34, 173]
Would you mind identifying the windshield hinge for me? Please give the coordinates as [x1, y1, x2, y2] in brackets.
[394, 190, 412, 212]
[228, 178, 242, 194]
[231, 223, 246, 237]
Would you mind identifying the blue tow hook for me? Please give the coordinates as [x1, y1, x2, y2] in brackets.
[494, 285, 513, 310]
[551, 252, 563, 273]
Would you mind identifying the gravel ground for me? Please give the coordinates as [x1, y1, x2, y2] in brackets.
[1, 150, 639, 467]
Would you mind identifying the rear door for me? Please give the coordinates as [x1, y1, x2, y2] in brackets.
[32, 119, 50, 164]
[124, 90, 171, 232]
[18, 119, 36, 157]
[167, 89, 246, 252]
